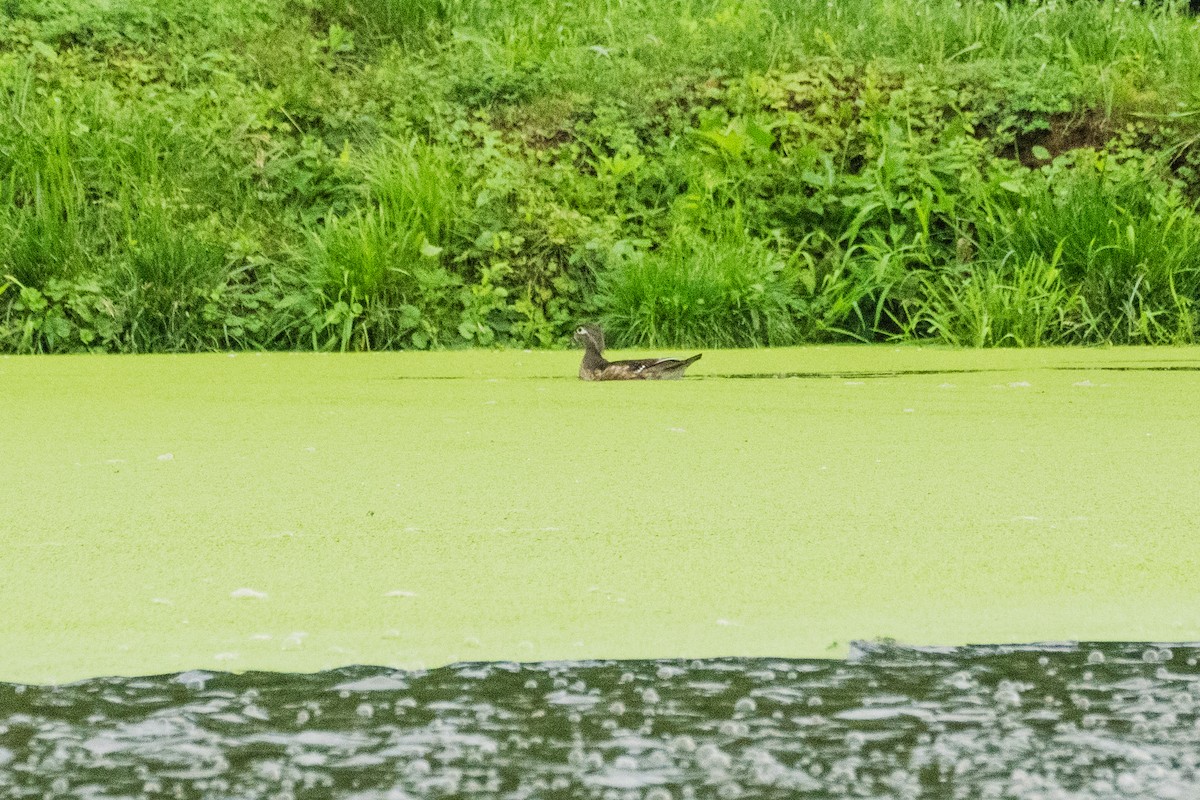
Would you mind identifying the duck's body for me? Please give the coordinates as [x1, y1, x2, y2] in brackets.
[573, 324, 702, 381]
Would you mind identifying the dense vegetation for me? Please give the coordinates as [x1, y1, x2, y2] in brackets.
[3, 0, 1200, 352]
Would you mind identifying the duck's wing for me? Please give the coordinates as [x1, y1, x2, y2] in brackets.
[590, 360, 658, 380]
[604, 353, 702, 379]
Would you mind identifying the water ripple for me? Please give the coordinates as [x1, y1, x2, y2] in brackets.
[1, 642, 1198, 798]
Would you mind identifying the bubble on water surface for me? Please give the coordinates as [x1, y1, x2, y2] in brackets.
[696, 742, 733, 772]
[156, 453, 173, 461]
[718, 720, 750, 736]
[172, 670, 214, 690]
[384, 590, 417, 598]
[242, 704, 269, 721]
[334, 674, 409, 692]
[281, 632, 308, 650]
[230, 588, 268, 600]
[546, 690, 600, 708]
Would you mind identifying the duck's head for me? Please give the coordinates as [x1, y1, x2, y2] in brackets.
[572, 324, 605, 353]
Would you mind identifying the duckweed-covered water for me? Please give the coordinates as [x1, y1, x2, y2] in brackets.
[3, 642, 1198, 799]
[4, 349, 1200, 683]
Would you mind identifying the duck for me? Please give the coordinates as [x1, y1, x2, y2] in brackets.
[572, 324, 702, 381]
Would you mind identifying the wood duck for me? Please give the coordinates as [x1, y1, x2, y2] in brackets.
[572, 324, 702, 381]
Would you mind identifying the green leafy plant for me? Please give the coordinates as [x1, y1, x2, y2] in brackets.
[974, 152, 1200, 344]
[908, 247, 1095, 347]
[597, 225, 803, 348]
[5, 0, 1200, 352]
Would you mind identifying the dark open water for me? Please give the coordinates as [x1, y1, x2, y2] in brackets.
[1, 642, 1197, 799]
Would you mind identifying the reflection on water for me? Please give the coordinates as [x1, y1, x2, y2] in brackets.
[711, 365, 1200, 380]
[388, 364, 1200, 381]
[1, 642, 1197, 798]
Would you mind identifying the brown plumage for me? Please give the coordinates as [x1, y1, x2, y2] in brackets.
[572, 324, 702, 381]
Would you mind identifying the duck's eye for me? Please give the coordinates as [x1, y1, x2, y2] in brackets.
[575, 327, 586, 335]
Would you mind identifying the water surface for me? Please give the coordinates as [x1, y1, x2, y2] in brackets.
[2, 642, 1196, 798]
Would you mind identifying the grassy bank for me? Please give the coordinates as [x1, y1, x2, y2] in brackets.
[3, 348, 1200, 682]
[4, 0, 1200, 352]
